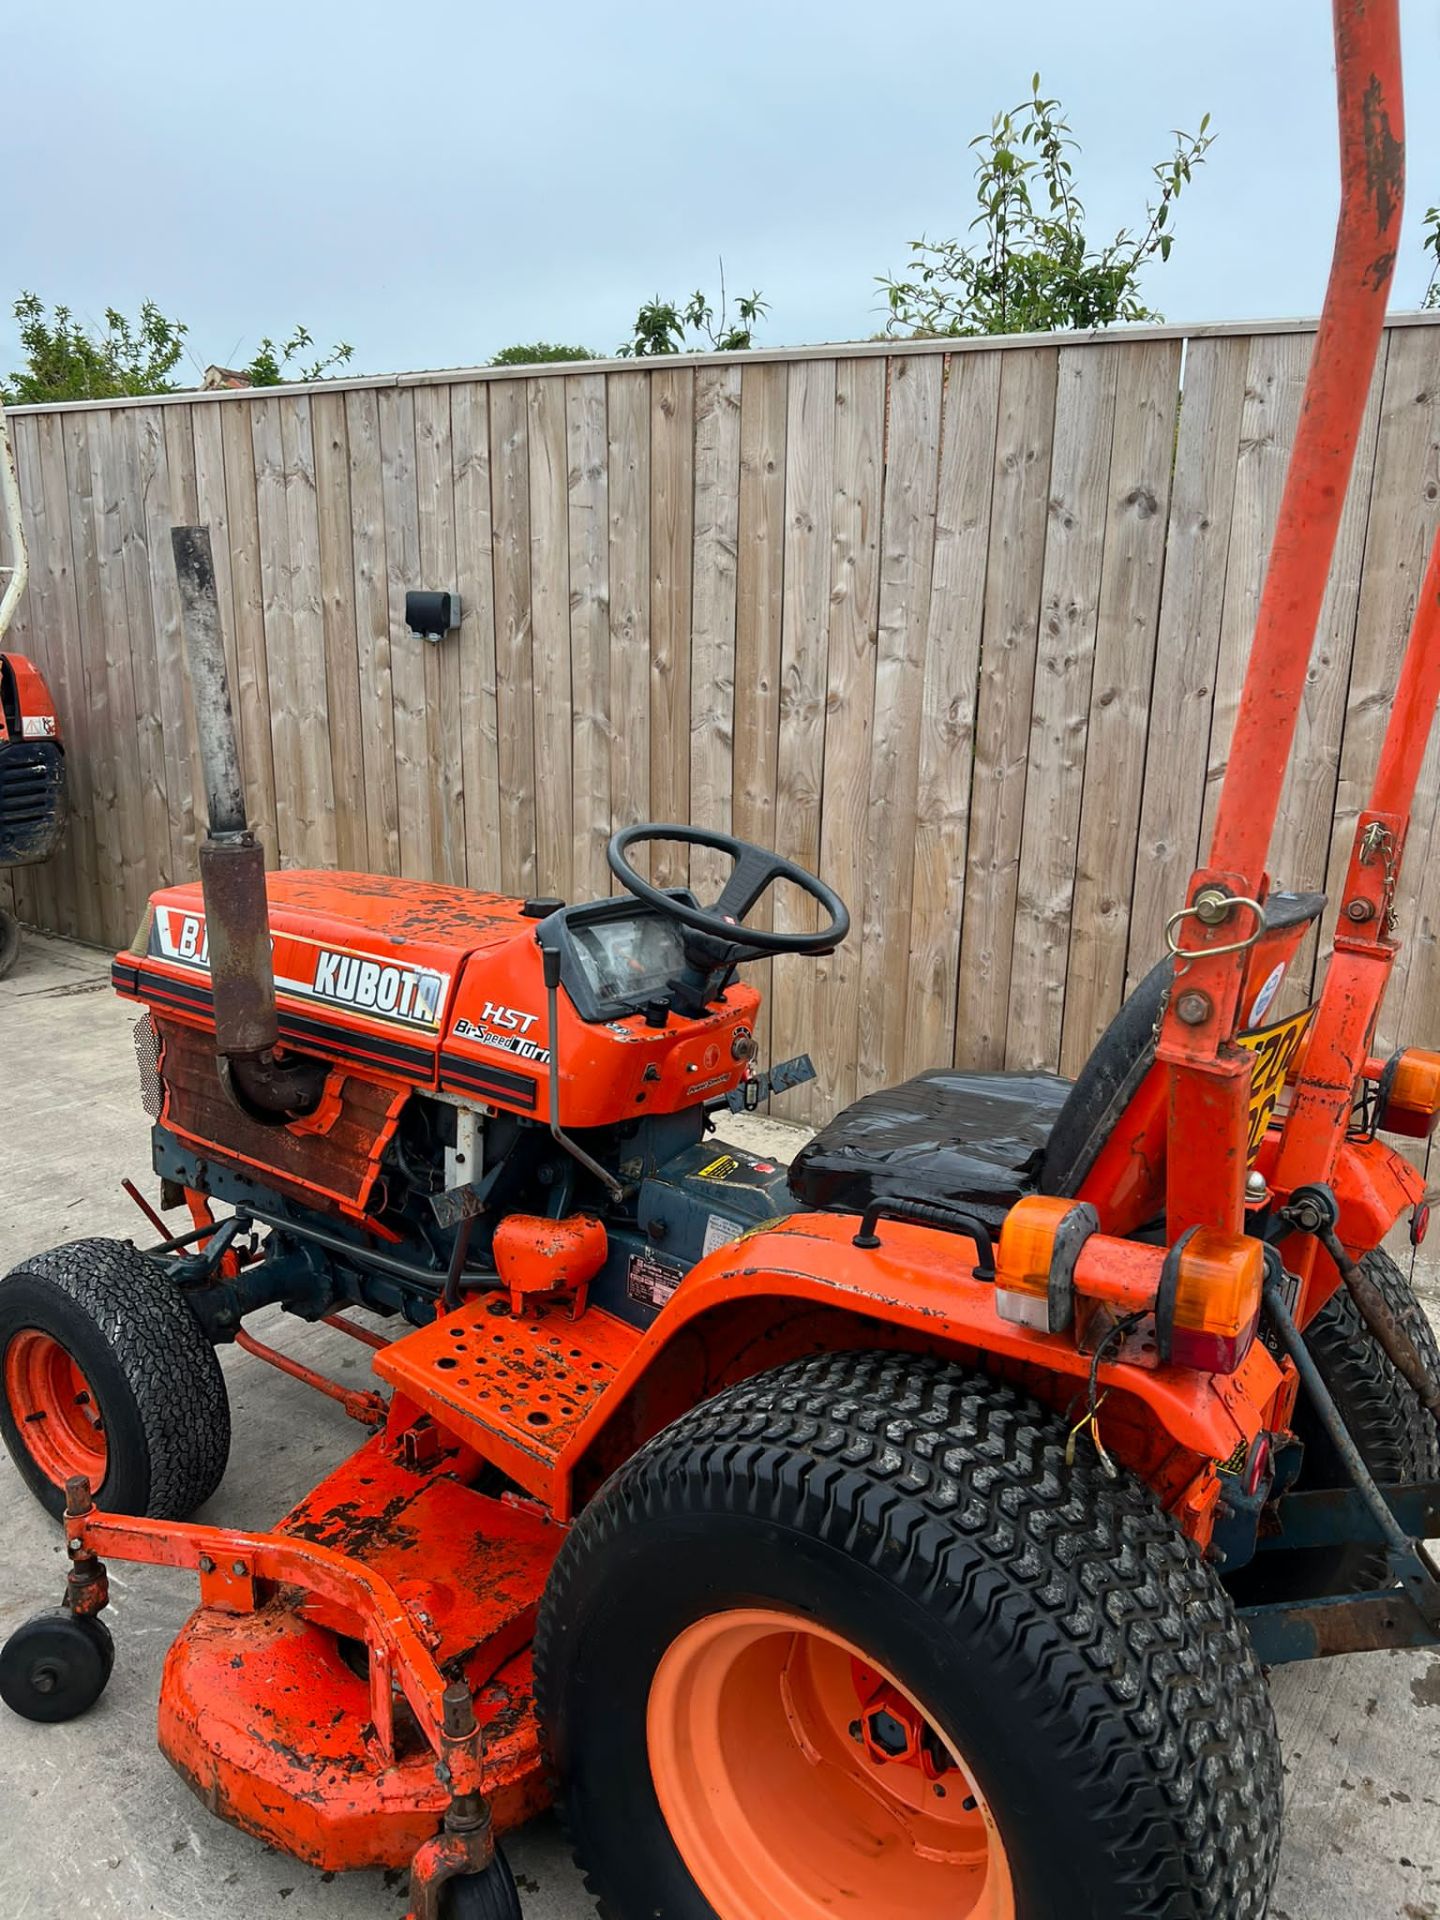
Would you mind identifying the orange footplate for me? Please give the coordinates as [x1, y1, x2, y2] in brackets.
[374, 1295, 641, 1507]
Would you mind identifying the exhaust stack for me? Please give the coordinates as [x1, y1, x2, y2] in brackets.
[171, 526, 322, 1116]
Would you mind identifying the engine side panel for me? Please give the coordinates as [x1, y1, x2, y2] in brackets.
[153, 1015, 410, 1220]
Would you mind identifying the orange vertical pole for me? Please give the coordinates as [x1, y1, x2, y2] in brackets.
[1161, 0, 1405, 1244]
[1206, 0, 1404, 894]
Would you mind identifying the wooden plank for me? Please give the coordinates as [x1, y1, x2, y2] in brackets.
[280, 396, 338, 869]
[1127, 336, 1248, 984]
[1327, 326, 1440, 1048]
[527, 378, 573, 901]
[769, 357, 836, 1114]
[414, 384, 466, 885]
[377, 388, 428, 878]
[1060, 339, 1182, 1073]
[343, 388, 401, 876]
[0, 463, 43, 931]
[953, 347, 1058, 1069]
[904, 350, 1002, 1078]
[60, 412, 126, 941]
[856, 353, 944, 1096]
[8, 418, 69, 934]
[31, 413, 103, 941]
[488, 380, 538, 894]
[648, 367, 694, 890]
[731, 361, 789, 1073]
[1270, 340, 1387, 1012]
[163, 408, 215, 894]
[688, 364, 742, 902]
[18, 412, 105, 936]
[1006, 344, 1121, 1072]
[135, 406, 199, 883]
[450, 380, 502, 891]
[607, 371, 652, 873]
[113, 410, 173, 891]
[219, 401, 279, 862]
[812, 356, 884, 1113]
[1199, 332, 1314, 861]
[312, 391, 369, 872]
[249, 395, 297, 863]
[86, 410, 154, 931]
[566, 373, 611, 902]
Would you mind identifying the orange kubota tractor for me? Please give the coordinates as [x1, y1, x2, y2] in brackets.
[3, 5, 1440, 1916]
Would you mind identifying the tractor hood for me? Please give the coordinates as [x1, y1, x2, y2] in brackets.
[115, 872, 539, 1079]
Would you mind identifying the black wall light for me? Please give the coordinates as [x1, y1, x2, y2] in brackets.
[404, 590, 461, 641]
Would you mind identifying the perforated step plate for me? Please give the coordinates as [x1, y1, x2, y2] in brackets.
[374, 1297, 640, 1503]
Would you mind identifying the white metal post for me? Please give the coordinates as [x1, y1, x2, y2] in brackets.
[0, 401, 29, 644]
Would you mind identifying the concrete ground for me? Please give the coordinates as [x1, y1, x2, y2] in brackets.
[0, 930, 1437, 1919]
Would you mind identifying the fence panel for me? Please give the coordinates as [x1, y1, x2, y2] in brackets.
[7, 317, 1440, 1116]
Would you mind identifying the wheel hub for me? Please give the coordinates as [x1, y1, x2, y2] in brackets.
[647, 1607, 1014, 1920]
[3, 1329, 108, 1488]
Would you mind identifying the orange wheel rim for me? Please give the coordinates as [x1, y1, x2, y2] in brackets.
[4, 1330, 107, 1488]
[647, 1607, 1015, 1920]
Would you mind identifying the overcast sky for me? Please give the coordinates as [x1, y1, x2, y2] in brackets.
[6, 0, 1440, 382]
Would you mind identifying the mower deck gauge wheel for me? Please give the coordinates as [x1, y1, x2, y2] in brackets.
[0, 1608, 113, 1723]
[438, 1848, 523, 1920]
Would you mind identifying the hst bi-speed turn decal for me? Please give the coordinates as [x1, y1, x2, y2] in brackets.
[149, 906, 450, 1032]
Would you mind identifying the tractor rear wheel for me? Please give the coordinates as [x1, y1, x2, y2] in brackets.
[1229, 1247, 1440, 1605]
[0, 1238, 230, 1520]
[535, 1351, 1281, 1920]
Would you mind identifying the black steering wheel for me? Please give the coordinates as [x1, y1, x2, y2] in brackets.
[607, 824, 850, 957]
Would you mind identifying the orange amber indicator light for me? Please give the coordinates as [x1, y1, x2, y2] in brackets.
[993, 1196, 1078, 1330]
[1378, 1049, 1440, 1139]
[1165, 1229, 1265, 1374]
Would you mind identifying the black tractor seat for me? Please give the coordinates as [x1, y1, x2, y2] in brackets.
[789, 890, 1327, 1231]
[789, 1069, 1072, 1231]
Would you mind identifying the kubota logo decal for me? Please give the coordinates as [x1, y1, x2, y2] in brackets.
[153, 908, 210, 966]
[312, 950, 445, 1028]
[147, 908, 449, 1031]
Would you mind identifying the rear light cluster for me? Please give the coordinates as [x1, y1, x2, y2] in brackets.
[1373, 1048, 1440, 1139]
[1158, 1228, 1265, 1373]
[994, 1196, 1264, 1376]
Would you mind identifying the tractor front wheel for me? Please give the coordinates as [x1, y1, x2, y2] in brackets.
[0, 1238, 230, 1520]
[535, 1351, 1281, 1920]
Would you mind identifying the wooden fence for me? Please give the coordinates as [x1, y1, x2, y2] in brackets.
[6, 317, 1440, 1125]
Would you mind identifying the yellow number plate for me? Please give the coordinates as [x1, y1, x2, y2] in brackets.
[1235, 1007, 1314, 1162]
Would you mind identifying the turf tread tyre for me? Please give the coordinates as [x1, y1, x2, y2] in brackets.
[536, 1350, 1281, 1920]
[1304, 1247, 1440, 1485]
[0, 1237, 230, 1519]
[1230, 1248, 1440, 1603]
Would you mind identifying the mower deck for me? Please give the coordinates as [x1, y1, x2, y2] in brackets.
[158, 1423, 560, 1871]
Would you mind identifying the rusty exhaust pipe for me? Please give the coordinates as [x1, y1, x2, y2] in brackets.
[171, 526, 323, 1117]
